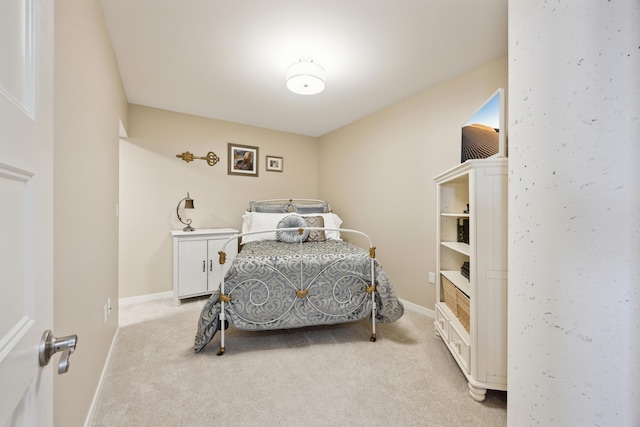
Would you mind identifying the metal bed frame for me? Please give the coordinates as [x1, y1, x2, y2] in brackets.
[214, 227, 378, 355]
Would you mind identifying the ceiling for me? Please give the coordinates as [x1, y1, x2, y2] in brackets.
[99, 0, 507, 137]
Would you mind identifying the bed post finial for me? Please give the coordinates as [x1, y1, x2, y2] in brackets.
[219, 251, 226, 264]
[369, 247, 376, 258]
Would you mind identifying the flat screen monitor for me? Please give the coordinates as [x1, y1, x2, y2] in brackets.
[461, 88, 506, 163]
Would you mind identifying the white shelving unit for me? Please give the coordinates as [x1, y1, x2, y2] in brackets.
[434, 158, 508, 401]
[171, 228, 239, 306]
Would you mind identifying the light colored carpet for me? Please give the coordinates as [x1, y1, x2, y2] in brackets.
[89, 298, 507, 426]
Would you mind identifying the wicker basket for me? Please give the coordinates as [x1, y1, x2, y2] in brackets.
[456, 288, 470, 333]
[441, 275, 458, 316]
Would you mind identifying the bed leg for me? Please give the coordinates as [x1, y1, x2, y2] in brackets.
[219, 303, 226, 356]
[370, 288, 377, 342]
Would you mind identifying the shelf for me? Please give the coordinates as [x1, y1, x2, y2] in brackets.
[441, 270, 471, 296]
[440, 241, 470, 256]
[435, 158, 508, 398]
[441, 212, 469, 218]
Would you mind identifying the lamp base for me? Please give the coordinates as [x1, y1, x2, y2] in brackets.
[183, 225, 194, 232]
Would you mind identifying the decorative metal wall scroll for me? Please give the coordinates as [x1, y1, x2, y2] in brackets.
[176, 151, 220, 166]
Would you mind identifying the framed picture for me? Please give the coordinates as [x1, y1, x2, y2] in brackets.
[228, 143, 258, 177]
[266, 155, 283, 172]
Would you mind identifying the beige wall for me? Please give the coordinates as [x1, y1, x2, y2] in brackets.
[54, 0, 126, 426]
[119, 105, 318, 298]
[318, 55, 508, 308]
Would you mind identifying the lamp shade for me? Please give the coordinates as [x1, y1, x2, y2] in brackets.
[286, 58, 325, 95]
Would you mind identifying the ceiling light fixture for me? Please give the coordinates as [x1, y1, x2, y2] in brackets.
[286, 57, 325, 95]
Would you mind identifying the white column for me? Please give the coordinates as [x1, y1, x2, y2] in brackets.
[508, 1, 640, 426]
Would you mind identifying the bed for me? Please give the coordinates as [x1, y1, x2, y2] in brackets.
[194, 199, 404, 354]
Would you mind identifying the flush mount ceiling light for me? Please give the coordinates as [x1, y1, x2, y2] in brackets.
[286, 57, 325, 95]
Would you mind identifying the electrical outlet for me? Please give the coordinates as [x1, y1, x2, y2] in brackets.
[428, 272, 436, 284]
[104, 304, 108, 323]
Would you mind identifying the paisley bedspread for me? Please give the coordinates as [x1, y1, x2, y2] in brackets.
[194, 240, 404, 352]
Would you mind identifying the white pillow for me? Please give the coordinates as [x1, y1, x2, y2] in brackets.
[241, 212, 291, 244]
[241, 211, 251, 235]
[317, 213, 343, 240]
[241, 212, 343, 244]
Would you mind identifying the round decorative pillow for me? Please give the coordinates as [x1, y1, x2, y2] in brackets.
[276, 215, 309, 243]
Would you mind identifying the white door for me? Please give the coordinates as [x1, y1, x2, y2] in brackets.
[178, 240, 208, 298]
[0, 0, 55, 425]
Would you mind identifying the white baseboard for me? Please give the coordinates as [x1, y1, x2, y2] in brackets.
[400, 298, 435, 318]
[83, 327, 119, 427]
[119, 291, 173, 306]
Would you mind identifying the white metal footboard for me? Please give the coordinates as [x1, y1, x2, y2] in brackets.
[215, 227, 378, 356]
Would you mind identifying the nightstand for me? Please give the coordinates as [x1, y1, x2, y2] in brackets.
[171, 228, 239, 306]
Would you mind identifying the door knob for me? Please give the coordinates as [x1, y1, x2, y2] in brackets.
[39, 330, 78, 374]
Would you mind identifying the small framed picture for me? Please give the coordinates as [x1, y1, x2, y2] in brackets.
[266, 155, 283, 172]
[228, 143, 258, 177]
